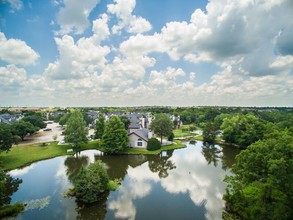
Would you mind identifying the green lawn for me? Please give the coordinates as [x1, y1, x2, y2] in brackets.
[0, 141, 101, 171]
[0, 140, 186, 171]
[173, 125, 200, 138]
[125, 140, 186, 155]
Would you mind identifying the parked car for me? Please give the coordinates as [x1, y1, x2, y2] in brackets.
[43, 128, 52, 131]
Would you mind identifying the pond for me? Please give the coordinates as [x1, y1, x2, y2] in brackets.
[9, 141, 240, 220]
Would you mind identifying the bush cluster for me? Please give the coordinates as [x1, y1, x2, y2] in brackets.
[147, 138, 161, 151]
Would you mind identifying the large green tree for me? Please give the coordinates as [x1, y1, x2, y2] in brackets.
[59, 113, 71, 127]
[202, 121, 219, 144]
[119, 115, 131, 130]
[101, 116, 128, 153]
[73, 160, 109, 204]
[64, 110, 88, 148]
[220, 113, 265, 148]
[0, 123, 19, 152]
[22, 115, 46, 129]
[11, 121, 36, 141]
[150, 113, 173, 144]
[224, 131, 293, 219]
[94, 114, 105, 139]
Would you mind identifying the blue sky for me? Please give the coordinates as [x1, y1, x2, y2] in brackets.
[0, 0, 292, 107]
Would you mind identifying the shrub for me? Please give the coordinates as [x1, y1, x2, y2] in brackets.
[73, 160, 109, 204]
[168, 132, 174, 141]
[147, 138, 161, 151]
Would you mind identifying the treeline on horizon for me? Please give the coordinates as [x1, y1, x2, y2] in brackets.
[2, 105, 293, 128]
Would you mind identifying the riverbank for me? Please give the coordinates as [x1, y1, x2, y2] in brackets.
[0, 140, 185, 171]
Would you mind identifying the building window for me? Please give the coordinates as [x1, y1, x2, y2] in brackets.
[137, 138, 143, 147]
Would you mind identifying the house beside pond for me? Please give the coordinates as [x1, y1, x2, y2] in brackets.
[128, 113, 153, 148]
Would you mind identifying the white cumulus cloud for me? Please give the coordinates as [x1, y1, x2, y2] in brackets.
[107, 0, 152, 34]
[56, 0, 100, 35]
[0, 32, 39, 66]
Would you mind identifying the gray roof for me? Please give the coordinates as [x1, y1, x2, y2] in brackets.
[0, 113, 21, 124]
[129, 128, 149, 141]
[87, 111, 99, 120]
[128, 114, 141, 129]
[0, 115, 11, 124]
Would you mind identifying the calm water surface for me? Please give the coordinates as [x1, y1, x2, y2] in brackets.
[9, 141, 239, 220]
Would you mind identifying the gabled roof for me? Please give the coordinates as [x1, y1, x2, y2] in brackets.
[129, 128, 149, 142]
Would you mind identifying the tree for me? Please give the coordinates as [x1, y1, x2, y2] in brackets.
[11, 121, 36, 141]
[59, 113, 71, 127]
[0, 169, 22, 207]
[82, 112, 94, 126]
[119, 115, 130, 130]
[202, 122, 219, 144]
[0, 123, 19, 152]
[94, 114, 105, 139]
[150, 113, 173, 144]
[224, 131, 293, 219]
[73, 160, 109, 204]
[220, 113, 265, 148]
[64, 111, 88, 149]
[101, 116, 128, 154]
[22, 115, 46, 130]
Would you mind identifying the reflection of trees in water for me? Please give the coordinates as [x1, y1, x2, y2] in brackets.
[64, 155, 89, 182]
[201, 143, 221, 167]
[220, 145, 240, 171]
[148, 150, 176, 178]
[95, 154, 129, 180]
[0, 170, 22, 207]
[95, 154, 148, 180]
[76, 190, 109, 220]
[201, 143, 241, 170]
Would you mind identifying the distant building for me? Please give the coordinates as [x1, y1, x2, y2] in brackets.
[0, 113, 22, 125]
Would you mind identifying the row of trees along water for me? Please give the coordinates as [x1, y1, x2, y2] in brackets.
[1, 107, 293, 219]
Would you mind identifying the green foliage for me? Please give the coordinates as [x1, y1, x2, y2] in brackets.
[59, 113, 71, 127]
[12, 120, 37, 141]
[0, 203, 24, 218]
[0, 123, 18, 152]
[189, 124, 197, 131]
[73, 160, 109, 204]
[224, 131, 293, 219]
[0, 169, 22, 207]
[101, 116, 128, 154]
[22, 115, 46, 129]
[147, 137, 161, 151]
[82, 112, 94, 126]
[94, 114, 105, 139]
[220, 113, 265, 148]
[119, 115, 131, 130]
[107, 178, 121, 190]
[168, 132, 175, 141]
[64, 110, 88, 148]
[150, 113, 173, 143]
[202, 122, 219, 144]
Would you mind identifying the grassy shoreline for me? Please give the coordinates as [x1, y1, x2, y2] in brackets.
[0, 140, 186, 171]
